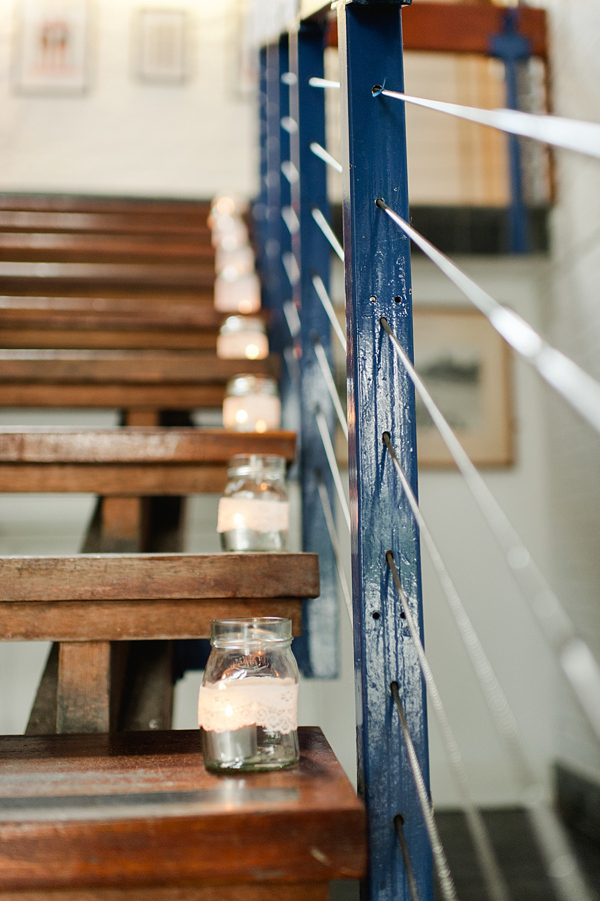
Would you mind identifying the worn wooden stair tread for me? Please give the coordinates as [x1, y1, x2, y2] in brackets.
[0, 427, 295, 493]
[0, 727, 366, 896]
[0, 350, 278, 408]
[0, 552, 317, 641]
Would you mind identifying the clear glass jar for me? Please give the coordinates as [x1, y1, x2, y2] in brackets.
[222, 375, 281, 432]
[216, 315, 269, 360]
[217, 454, 288, 551]
[198, 617, 299, 772]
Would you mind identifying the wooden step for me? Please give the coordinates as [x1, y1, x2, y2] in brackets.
[0, 551, 315, 641]
[0, 261, 216, 291]
[0, 727, 366, 899]
[0, 427, 295, 493]
[0, 351, 278, 409]
[0, 233, 215, 264]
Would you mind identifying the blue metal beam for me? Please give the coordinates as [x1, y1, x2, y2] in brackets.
[337, 2, 432, 898]
[289, 21, 339, 679]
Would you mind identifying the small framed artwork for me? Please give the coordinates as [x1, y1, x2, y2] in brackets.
[14, 0, 89, 95]
[136, 9, 186, 84]
[413, 307, 514, 467]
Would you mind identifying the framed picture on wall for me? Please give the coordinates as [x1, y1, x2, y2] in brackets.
[413, 307, 514, 467]
[135, 9, 187, 84]
[14, 0, 89, 94]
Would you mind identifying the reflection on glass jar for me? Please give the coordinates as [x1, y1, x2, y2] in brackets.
[217, 454, 288, 551]
[198, 617, 299, 772]
[223, 375, 281, 432]
[216, 316, 269, 360]
[214, 269, 261, 314]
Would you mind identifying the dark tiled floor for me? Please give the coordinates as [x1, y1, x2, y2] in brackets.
[331, 808, 600, 900]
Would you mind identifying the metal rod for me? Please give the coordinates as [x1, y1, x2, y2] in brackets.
[391, 682, 458, 901]
[280, 115, 298, 134]
[308, 76, 341, 89]
[380, 332, 596, 901]
[379, 313, 600, 748]
[310, 141, 343, 173]
[281, 160, 299, 184]
[283, 300, 301, 340]
[372, 86, 600, 160]
[375, 198, 600, 436]
[386, 546, 511, 901]
[312, 206, 345, 262]
[313, 334, 348, 440]
[394, 815, 421, 901]
[315, 406, 351, 533]
[317, 474, 353, 626]
[282, 250, 300, 287]
[312, 273, 347, 353]
[282, 205, 300, 235]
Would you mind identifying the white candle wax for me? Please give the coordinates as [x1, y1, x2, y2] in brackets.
[215, 245, 255, 275]
[198, 676, 298, 734]
[216, 330, 269, 360]
[211, 217, 248, 248]
[222, 394, 281, 432]
[214, 271, 261, 314]
[217, 497, 289, 534]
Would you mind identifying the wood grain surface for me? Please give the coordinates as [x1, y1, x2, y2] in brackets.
[0, 728, 366, 891]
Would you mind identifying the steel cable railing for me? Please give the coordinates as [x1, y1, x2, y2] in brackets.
[259, 4, 600, 899]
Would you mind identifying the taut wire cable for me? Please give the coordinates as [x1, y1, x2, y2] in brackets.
[382, 446, 594, 901]
[375, 198, 600, 437]
[312, 273, 347, 353]
[310, 141, 343, 173]
[316, 474, 353, 626]
[315, 406, 351, 533]
[379, 314, 600, 747]
[386, 548, 511, 901]
[372, 86, 600, 161]
[311, 207, 345, 262]
[312, 334, 348, 440]
[391, 682, 458, 901]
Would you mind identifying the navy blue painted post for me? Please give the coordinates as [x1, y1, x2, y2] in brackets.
[337, 2, 432, 899]
[288, 21, 338, 679]
[491, 10, 531, 254]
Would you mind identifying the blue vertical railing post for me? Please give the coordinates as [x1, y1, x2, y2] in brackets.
[338, 2, 432, 899]
[491, 9, 531, 254]
[288, 20, 338, 678]
[253, 46, 269, 275]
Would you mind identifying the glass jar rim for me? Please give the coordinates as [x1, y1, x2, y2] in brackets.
[226, 453, 286, 477]
[210, 616, 292, 647]
[219, 315, 265, 335]
[225, 374, 279, 397]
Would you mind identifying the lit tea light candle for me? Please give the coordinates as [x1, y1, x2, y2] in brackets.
[217, 496, 289, 535]
[216, 316, 269, 360]
[218, 455, 288, 552]
[210, 216, 248, 248]
[223, 375, 280, 432]
[199, 676, 298, 765]
[214, 270, 261, 314]
[215, 244, 255, 276]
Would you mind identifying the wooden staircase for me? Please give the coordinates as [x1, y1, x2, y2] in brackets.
[0, 193, 366, 899]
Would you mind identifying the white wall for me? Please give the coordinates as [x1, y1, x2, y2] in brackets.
[542, 0, 600, 784]
[0, 0, 257, 198]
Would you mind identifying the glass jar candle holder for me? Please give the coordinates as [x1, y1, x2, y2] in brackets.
[223, 375, 281, 432]
[210, 216, 248, 248]
[216, 316, 268, 360]
[217, 454, 288, 551]
[214, 270, 261, 314]
[198, 616, 299, 773]
[215, 243, 255, 276]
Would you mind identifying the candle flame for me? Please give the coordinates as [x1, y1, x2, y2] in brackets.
[255, 420, 267, 433]
[245, 343, 260, 359]
[235, 409, 249, 424]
